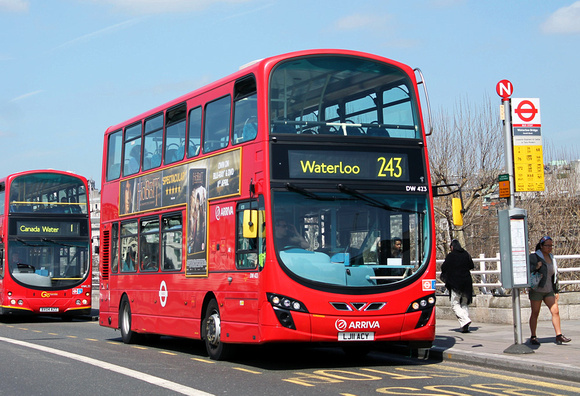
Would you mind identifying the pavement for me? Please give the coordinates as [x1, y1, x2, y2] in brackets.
[431, 318, 580, 383]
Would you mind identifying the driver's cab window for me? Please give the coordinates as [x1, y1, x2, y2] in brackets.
[236, 199, 265, 269]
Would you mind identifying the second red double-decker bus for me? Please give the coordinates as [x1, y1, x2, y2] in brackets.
[99, 49, 436, 359]
[0, 170, 92, 318]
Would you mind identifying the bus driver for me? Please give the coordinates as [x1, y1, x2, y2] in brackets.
[275, 220, 308, 249]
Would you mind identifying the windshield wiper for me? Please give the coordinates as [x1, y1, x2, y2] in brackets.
[16, 238, 35, 247]
[42, 238, 76, 248]
[285, 183, 335, 201]
[337, 184, 423, 214]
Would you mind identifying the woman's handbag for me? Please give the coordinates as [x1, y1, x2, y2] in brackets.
[530, 271, 543, 289]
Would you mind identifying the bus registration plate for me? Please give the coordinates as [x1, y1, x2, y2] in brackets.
[338, 332, 375, 341]
[40, 307, 59, 313]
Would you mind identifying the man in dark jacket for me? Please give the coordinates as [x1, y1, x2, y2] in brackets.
[441, 239, 475, 333]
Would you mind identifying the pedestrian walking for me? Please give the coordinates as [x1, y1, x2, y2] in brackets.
[441, 239, 474, 333]
[529, 236, 571, 345]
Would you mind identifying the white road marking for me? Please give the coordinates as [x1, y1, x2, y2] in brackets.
[0, 336, 214, 396]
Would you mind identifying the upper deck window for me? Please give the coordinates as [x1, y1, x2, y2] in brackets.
[269, 55, 420, 139]
[232, 76, 258, 145]
[203, 96, 231, 153]
[188, 106, 202, 158]
[9, 173, 88, 214]
[165, 104, 187, 165]
[143, 113, 164, 171]
[107, 130, 123, 181]
[123, 123, 142, 176]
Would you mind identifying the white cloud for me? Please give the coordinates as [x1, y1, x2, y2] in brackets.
[541, 1, 580, 34]
[94, 0, 252, 15]
[9, 90, 43, 102]
[50, 18, 143, 52]
[334, 13, 391, 31]
[0, 0, 28, 12]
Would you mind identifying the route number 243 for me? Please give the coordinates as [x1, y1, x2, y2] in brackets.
[377, 157, 403, 178]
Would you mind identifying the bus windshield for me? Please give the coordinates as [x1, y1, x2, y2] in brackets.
[269, 55, 421, 138]
[8, 239, 90, 288]
[9, 173, 88, 214]
[272, 189, 430, 287]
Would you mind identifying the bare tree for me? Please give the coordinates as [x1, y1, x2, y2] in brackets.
[429, 95, 504, 257]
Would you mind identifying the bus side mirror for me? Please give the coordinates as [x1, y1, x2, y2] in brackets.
[452, 198, 463, 226]
[243, 210, 258, 238]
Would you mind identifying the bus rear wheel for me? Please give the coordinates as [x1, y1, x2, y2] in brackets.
[203, 299, 233, 360]
[119, 296, 138, 344]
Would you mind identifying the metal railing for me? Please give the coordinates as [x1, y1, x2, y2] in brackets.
[436, 254, 580, 294]
[92, 255, 580, 293]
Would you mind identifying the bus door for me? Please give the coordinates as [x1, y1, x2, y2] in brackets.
[99, 222, 116, 315]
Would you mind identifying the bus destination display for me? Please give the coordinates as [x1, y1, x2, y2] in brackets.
[288, 150, 409, 181]
[15, 220, 82, 237]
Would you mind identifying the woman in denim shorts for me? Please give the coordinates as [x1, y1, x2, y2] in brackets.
[528, 236, 571, 345]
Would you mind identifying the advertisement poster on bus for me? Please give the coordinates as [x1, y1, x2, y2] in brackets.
[118, 149, 241, 276]
[186, 168, 207, 276]
[120, 177, 137, 215]
[162, 164, 188, 207]
[207, 150, 240, 199]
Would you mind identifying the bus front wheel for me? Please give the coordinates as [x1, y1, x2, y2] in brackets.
[203, 299, 233, 360]
[119, 296, 138, 344]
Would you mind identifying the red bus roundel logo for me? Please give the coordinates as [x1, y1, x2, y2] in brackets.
[514, 100, 538, 123]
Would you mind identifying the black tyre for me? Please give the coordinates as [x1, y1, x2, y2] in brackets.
[203, 299, 233, 360]
[119, 296, 138, 344]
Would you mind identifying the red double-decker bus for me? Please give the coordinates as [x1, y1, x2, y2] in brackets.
[0, 170, 92, 318]
[99, 49, 436, 359]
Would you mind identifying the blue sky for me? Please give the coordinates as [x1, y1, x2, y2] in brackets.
[1, 0, 579, 186]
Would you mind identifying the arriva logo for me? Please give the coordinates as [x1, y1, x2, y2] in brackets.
[335, 319, 380, 331]
[335, 319, 347, 332]
[215, 205, 234, 220]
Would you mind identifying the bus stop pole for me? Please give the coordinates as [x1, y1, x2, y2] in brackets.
[503, 98, 515, 211]
[502, 98, 532, 354]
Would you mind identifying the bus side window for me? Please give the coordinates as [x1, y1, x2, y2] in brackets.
[233, 76, 257, 144]
[123, 123, 142, 176]
[165, 103, 187, 165]
[162, 214, 182, 271]
[120, 221, 138, 273]
[143, 113, 163, 171]
[140, 217, 160, 272]
[187, 106, 202, 158]
[203, 96, 231, 153]
[107, 130, 123, 181]
[111, 223, 119, 273]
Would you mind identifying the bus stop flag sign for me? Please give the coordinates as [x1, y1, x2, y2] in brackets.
[496, 80, 513, 99]
[511, 98, 544, 192]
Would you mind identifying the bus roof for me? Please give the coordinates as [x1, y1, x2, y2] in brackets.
[104, 49, 415, 135]
[0, 169, 88, 185]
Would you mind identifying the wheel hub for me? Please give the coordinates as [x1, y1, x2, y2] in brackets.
[206, 313, 221, 346]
